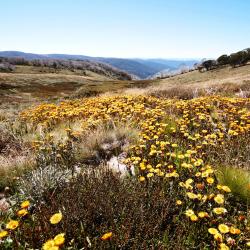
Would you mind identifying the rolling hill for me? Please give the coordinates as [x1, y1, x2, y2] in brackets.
[0, 51, 198, 79]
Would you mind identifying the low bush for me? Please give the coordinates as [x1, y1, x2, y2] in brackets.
[9, 169, 214, 249]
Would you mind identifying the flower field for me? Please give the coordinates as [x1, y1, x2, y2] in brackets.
[1, 94, 250, 249]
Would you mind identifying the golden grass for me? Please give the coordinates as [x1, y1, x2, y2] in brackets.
[75, 122, 139, 163]
[0, 153, 35, 190]
[128, 64, 250, 99]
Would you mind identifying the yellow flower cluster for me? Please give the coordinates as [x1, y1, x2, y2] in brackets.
[0, 200, 30, 240]
[20, 95, 250, 248]
[43, 212, 65, 250]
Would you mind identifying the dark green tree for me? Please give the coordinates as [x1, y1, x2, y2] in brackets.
[217, 54, 229, 66]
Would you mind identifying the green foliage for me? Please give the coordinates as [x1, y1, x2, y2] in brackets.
[216, 54, 229, 66]
[217, 167, 250, 202]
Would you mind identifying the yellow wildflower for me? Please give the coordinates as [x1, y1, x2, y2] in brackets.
[229, 227, 241, 235]
[219, 243, 229, 250]
[213, 207, 227, 215]
[147, 173, 154, 178]
[214, 194, 224, 204]
[198, 212, 208, 218]
[186, 192, 197, 199]
[21, 200, 30, 209]
[6, 220, 19, 230]
[17, 208, 28, 217]
[139, 176, 145, 182]
[190, 214, 198, 222]
[206, 177, 214, 184]
[176, 200, 182, 205]
[42, 239, 58, 250]
[54, 233, 65, 246]
[221, 186, 231, 193]
[214, 233, 223, 242]
[50, 212, 63, 224]
[185, 209, 194, 217]
[0, 230, 8, 238]
[218, 224, 229, 234]
[208, 228, 219, 235]
[101, 232, 112, 240]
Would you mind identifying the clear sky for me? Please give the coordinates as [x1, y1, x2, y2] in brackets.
[1, 0, 250, 59]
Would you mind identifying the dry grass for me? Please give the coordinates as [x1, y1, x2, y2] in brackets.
[0, 66, 156, 104]
[122, 64, 250, 99]
[0, 153, 35, 191]
[75, 122, 139, 164]
[0, 124, 35, 191]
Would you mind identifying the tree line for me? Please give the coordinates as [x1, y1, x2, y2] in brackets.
[196, 48, 250, 72]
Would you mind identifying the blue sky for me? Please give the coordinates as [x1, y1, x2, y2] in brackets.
[1, 0, 250, 58]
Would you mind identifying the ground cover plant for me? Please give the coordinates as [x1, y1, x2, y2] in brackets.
[0, 94, 250, 249]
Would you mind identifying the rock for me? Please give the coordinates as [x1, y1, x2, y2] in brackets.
[235, 90, 250, 98]
[107, 154, 135, 177]
[0, 198, 10, 212]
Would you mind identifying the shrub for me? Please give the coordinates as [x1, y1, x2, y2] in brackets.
[216, 54, 229, 66]
[13, 169, 210, 249]
[17, 165, 71, 202]
[229, 50, 249, 67]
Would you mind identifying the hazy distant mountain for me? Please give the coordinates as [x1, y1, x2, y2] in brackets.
[0, 51, 48, 60]
[0, 51, 199, 79]
[96, 58, 172, 79]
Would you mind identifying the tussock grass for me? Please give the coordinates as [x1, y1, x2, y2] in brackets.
[0, 153, 35, 191]
[75, 122, 139, 163]
[0, 124, 35, 191]
[217, 167, 250, 202]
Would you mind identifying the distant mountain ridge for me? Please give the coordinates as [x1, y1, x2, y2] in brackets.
[0, 51, 198, 79]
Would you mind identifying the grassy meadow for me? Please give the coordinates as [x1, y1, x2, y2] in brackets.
[0, 66, 250, 249]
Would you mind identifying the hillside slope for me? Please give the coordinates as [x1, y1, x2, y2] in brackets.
[0, 51, 198, 79]
[161, 64, 250, 85]
[0, 65, 155, 105]
[124, 64, 250, 98]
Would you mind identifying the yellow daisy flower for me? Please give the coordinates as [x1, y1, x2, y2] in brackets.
[213, 207, 227, 215]
[214, 233, 223, 242]
[0, 230, 8, 238]
[176, 200, 182, 205]
[219, 243, 229, 250]
[42, 239, 58, 250]
[54, 233, 65, 246]
[101, 232, 112, 240]
[208, 228, 219, 235]
[190, 214, 198, 222]
[6, 220, 19, 230]
[139, 176, 145, 182]
[50, 212, 63, 224]
[214, 194, 224, 204]
[185, 209, 194, 217]
[21, 200, 30, 209]
[17, 208, 28, 217]
[229, 227, 241, 235]
[218, 224, 229, 234]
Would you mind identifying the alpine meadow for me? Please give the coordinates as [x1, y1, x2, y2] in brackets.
[0, 1, 250, 249]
